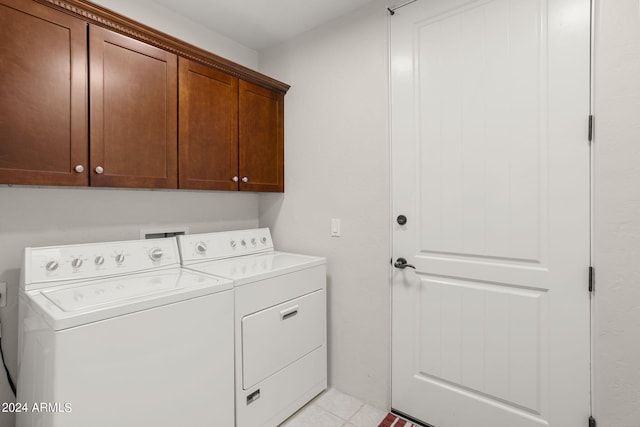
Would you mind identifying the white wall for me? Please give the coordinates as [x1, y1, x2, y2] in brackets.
[258, 0, 391, 410]
[0, 4, 260, 426]
[593, 0, 640, 425]
[90, 0, 258, 68]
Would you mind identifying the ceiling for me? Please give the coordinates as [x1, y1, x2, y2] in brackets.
[151, 0, 377, 51]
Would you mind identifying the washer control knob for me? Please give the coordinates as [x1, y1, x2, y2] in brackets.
[251, 238, 257, 246]
[95, 256, 105, 266]
[230, 240, 237, 248]
[45, 260, 59, 272]
[149, 248, 163, 262]
[196, 242, 207, 254]
[261, 236, 267, 245]
[71, 258, 83, 269]
[115, 253, 125, 265]
[241, 239, 247, 247]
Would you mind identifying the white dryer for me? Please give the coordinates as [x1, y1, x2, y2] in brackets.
[17, 237, 234, 427]
[178, 228, 327, 427]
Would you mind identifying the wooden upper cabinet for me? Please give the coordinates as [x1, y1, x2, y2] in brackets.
[178, 58, 239, 190]
[0, 0, 88, 186]
[89, 25, 178, 189]
[1, 0, 287, 192]
[239, 81, 284, 192]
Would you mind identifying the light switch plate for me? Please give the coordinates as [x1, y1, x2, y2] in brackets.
[331, 218, 341, 237]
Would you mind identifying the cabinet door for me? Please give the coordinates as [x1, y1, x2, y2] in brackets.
[178, 58, 238, 190]
[89, 25, 177, 189]
[239, 81, 284, 192]
[0, 0, 88, 186]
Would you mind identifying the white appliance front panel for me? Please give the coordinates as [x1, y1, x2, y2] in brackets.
[24, 269, 232, 330]
[17, 291, 234, 427]
[242, 290, 325, 390]
[234, 264, 327, 427]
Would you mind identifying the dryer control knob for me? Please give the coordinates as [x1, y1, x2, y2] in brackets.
[45, 260, 59, 272]
[196, 242, 207, 254]
[71, 258, 83, 269]
[149, 248, 163, 262]
[115, 253, 125, 265]
[251, 238, 257, 246]
[261, 236, 267, 245]
[95, 256, 105, 266]
[230, 240, 237, 248]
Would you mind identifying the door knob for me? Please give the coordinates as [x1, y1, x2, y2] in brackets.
[394, 257, 416, 269]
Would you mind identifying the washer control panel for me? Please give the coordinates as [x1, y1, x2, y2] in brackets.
[25, 237, 179, 287]
[178, 228, 273, 264]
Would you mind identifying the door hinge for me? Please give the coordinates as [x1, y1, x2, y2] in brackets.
[589, 415, 596, 427]
[589, 266, 595, 293]
[588, 115, 594, 142]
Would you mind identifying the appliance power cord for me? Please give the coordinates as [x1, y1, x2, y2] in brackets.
[0, 336, 16, 396]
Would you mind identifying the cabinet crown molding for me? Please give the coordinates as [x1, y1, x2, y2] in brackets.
[34, 0, 290, 94]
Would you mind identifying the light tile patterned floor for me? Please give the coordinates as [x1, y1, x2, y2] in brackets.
[280, 388, 388, 427]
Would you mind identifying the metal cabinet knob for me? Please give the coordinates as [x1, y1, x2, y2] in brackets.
[242, 177, 249, 183]
[232, 176, 239, 182]
[74, 165, 84, 173]
[95, 166, 104, 174]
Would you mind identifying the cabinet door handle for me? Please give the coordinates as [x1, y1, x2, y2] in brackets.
[232, 176, 239, 182]
[74, 165, 84, 173]
[95, 166, 104, 174]
[242, 176, 249, 183]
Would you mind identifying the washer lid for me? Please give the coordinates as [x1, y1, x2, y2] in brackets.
[24, 268, 232, 330]
[185, 251, 326, 286]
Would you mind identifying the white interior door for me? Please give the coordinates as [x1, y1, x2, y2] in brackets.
[390, 1, 591, 426]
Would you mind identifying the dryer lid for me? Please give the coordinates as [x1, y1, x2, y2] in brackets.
[185, 251, 326, 286]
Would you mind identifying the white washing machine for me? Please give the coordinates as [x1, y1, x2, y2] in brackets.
[17, 237, 235, 427]
[178, 228, 327, 427]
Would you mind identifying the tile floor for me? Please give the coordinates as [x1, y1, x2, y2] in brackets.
[280, 388, 388, 427]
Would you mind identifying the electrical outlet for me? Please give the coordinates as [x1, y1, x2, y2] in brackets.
[0, 282, 6, 308]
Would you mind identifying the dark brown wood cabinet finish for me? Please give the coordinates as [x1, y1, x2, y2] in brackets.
[89, 25, 178, 189]
[178, 58, 239, 190]
[2, 0, 288, 192]
[0, 0, 88, 186]
[239, 81, 284, 192]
